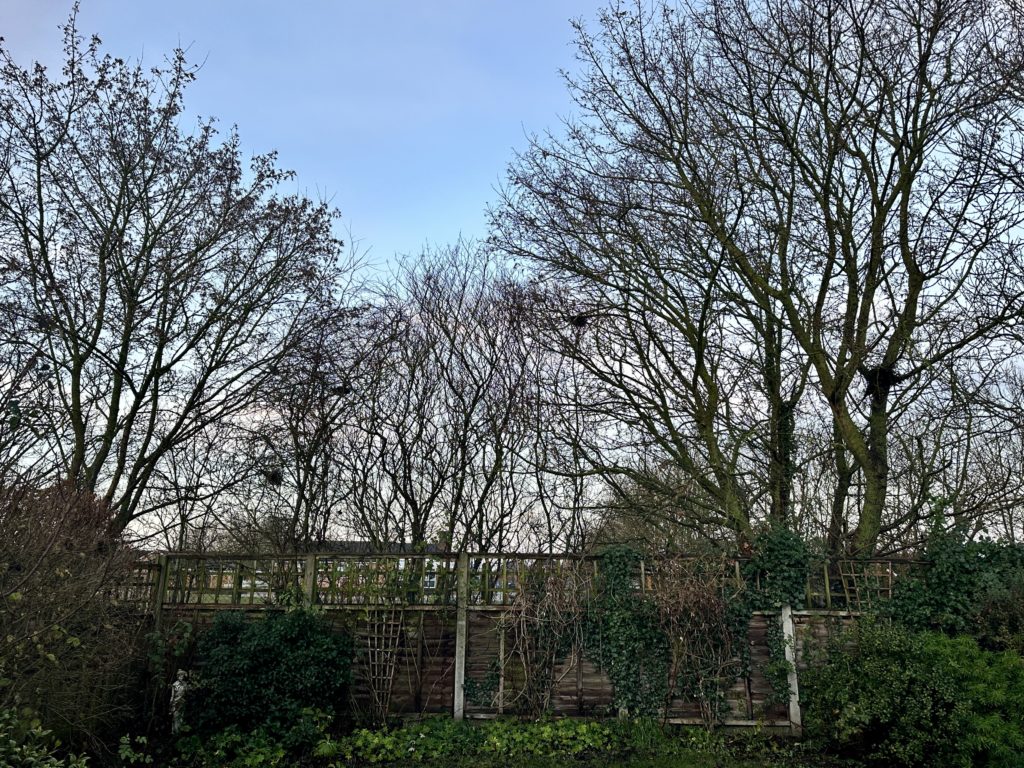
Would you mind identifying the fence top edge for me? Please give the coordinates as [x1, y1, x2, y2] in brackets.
[154, 551, 600, 561]
[145, 551, 925, 565]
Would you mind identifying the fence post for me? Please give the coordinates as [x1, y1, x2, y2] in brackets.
[453, 552, 469, 721]
[304, 555, 318, 606]
[780, 604, 802, 735]
[152, 554, 169, 633]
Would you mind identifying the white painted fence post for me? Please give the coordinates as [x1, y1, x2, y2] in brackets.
[303, 554, 317, 606]
[453, 552, 469, 720]
[780, 604, 803, 735]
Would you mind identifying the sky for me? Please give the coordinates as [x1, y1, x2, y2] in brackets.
[1, 0, 604, 268]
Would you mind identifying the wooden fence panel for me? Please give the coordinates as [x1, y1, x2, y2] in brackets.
[140, 552, 921, 730]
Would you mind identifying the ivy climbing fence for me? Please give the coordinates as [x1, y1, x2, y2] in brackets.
[124, 551, 922, 731]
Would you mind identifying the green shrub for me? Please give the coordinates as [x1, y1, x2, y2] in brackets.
[330, 716, 696, 766]
[803, 619, 1024, 767]
[184, 609, 353, 746]
[174, 726, 286, 768]
[0, 708, 87, 768]
[331, 718, 480, 764]
[974, 566, 1024, 654]
[886, 528, 1024, 644]
[479, 718, 617, 758]
[942, 638, 1024, 767]
[117, 734, 154, 765]
[333, 717, 620, 764]
[611, 716, 686, 755]
[260, 716, 817, 767]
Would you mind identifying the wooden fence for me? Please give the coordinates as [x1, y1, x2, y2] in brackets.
[118, 552, 919, 732]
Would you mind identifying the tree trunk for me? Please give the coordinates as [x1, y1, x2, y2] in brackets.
[853, 367, 895, 555]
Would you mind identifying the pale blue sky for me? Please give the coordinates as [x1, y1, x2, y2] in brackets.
[2, 1, 603, 266]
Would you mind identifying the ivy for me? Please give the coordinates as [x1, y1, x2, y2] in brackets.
[761, 619, 792, 709]
[724, 598, 753, 690]
[742, 526, 810, 610]
[463, 659, 501, 708]
[736, 526, 808, 715]
[886, 524, 1024, 645]
[586, 547, 669, 717]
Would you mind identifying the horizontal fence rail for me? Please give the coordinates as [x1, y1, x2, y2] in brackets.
[129, 552, 923, 614]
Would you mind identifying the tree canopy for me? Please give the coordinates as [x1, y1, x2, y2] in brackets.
[493, 0, 1024, 554]
[0, 24, 353, 534]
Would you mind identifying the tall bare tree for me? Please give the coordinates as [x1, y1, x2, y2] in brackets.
[494, 0, 1024, 553]
[0, 23, 353, 535]
[336, 244, 544, 551]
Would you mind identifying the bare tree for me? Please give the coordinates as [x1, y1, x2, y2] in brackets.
[0, 22, 354, 536]
[336, 244, 544, 551]
[492, 50, 809, 548]
[494, 0, 1024, 553]
[216, 299, 373, 551]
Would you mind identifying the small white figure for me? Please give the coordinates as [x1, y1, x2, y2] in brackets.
[170, 670, 189, 734]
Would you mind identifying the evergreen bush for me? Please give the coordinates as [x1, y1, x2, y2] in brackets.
[184, 609, 353, 745]
[803, 619, 1024, 767]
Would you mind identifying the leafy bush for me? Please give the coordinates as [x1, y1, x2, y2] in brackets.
[973, 563, 1024, 654]
[886, 528, 1024, 644]
[803, 619, 1024, 767]
[0, 707, 87, 768]
[327, 718, 471, 764]
[184, 609, 353, 746]
[330, 717, 690, 766]
[950, 639, 1024, 767]
[174, 725, 286, 768]
[479, 718, 617, 758]
[174, 715, 810, 768]
[118, 734, 154, 765]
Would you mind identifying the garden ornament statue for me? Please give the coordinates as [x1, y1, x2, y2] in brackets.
[170, 670, 188, 734]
